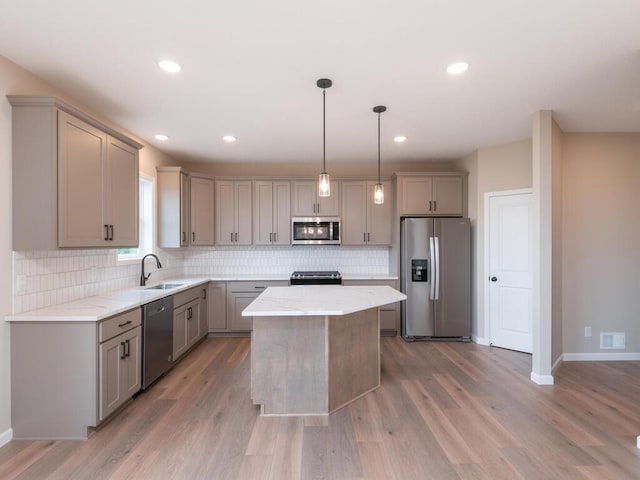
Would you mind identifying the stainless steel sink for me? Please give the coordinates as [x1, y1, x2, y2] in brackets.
[145, 283, 185, 290]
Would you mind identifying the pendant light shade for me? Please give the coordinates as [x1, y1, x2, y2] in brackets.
[373, 105, 386, 205]
[317, 78, 332, 197]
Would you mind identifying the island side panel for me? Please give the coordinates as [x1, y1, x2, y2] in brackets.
[328, 307, 380, 413]
[251, 315, 329, 415]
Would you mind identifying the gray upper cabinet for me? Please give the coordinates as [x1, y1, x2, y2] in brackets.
[291, 180, 340, 216]
[215, 180, 252, 245]
[8, 96, 142, 250]
[253, 181, 291, 245]
[190, 175, 215, 246]
[341, 181, 392, 246]
[157, 167, 190, 248]
[397, 174, 465, 216]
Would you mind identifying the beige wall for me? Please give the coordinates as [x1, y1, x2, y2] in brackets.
[456, 139, 533, 341]
[551, 120, 564, 365]
[561, 133, 640, 354]
[0, 55, 179, 439]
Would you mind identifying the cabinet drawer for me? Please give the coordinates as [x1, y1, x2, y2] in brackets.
[227, 281, 288, 293]
[100, 308, 141, 343]
[173, 285, 204, 308]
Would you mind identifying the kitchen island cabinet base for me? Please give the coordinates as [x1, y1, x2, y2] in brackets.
[251, 307, 380, 416]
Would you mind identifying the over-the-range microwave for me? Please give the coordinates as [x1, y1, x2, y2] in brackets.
[291, 217, 341, 245]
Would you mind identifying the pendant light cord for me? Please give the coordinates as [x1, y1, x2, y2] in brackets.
[377, 111, 381, 183]
[322, 88, 326, 174]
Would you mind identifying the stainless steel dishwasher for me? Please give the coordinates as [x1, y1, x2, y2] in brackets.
[142, 296, 174, 389]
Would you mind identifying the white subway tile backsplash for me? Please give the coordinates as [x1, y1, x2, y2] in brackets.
[12, 245, 389, 314]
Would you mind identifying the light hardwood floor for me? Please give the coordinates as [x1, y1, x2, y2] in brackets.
[1, 337, 639, 479]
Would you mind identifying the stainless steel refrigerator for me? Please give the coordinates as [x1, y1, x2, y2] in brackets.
[401, 217, 471, 340]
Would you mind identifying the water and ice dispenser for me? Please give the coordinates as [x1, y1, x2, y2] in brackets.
[411, 259, 428, 282]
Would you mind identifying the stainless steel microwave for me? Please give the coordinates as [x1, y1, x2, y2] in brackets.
[291, 217, 341, 245]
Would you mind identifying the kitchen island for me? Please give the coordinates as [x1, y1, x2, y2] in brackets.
[242, 285, 406, 415]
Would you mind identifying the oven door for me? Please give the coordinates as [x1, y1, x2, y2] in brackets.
[291, 217, 341, 245]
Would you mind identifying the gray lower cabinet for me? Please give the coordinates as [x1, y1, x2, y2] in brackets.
[172, 285, 208, 361]
[99, 324, 141, 421]
[208, 282, 227, 331]
[226, 281, 288, 332]
[343, 279, 400, 335]
[10, 307, 142, 439]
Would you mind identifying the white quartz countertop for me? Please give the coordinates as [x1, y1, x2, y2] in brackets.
[5, 277, 211, 322]
[6, 274, 399, 322]
[241, 285, 406, 317]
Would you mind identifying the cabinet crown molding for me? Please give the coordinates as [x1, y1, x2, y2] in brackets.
[393, 171, 468, 177]
[7, 95, 144, 150]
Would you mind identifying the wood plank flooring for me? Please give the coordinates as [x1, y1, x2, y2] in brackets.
[1, 337, 639, 479]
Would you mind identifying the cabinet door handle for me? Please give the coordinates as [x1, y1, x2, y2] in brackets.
[109, 225, 114, 241]
[104, 225, 109, 241]
[274, 232, 277, 242]
[230, 232, 233, 242]
[125, 339, 131, 357]
[203, 288, 207, 300]
[433, 200, 437, 211]
[182, 232, 186, 243]
[118, 320, 132, 328]
[363, 232, 366, 242]
[120, 342, 126, 360]
[192, 232, 195, 242]
[235, 232, 238, 242]
[428, 201, 432, 211]
[367, 232, 370, 242]
[188, 307, 193, 319]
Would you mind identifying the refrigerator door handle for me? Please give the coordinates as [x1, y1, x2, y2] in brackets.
[429, 236, 436, 300]
[434, 236, 440, 300]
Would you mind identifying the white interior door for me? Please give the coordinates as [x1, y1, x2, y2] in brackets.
[488, 192, 533, 353]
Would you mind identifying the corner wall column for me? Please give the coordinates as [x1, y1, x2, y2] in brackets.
[531, 110, 554, 384]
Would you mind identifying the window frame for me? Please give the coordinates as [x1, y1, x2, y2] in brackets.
[117, 173, 155, 264]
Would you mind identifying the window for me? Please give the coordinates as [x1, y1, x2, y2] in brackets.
[118, 175, 154, 261]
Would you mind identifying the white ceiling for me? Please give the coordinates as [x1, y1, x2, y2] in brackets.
[1, 0, 639, 164]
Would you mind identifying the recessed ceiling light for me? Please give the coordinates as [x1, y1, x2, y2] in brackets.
[154, 134, 169, 141]
[222, 135, 237, 143]
[446, 61, 470, 75]
[393, 135, 408, 143]
[158, 59, 182, 73]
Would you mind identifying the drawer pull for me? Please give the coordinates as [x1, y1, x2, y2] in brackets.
[254, 286, 265, 290]
[118, 320, 132, 328]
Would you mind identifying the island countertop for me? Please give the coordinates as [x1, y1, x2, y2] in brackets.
[241, 285, 406, 317]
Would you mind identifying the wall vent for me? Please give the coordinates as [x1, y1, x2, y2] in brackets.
[600, 332, 625, 350]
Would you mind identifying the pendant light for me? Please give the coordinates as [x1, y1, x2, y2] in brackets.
[373, 105, 386, 204]
[317, 78, 332, 197]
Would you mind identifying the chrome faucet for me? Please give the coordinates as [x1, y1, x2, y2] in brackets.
[140, 254, 162, 286]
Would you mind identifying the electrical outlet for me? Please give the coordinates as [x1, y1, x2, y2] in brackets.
[584, 326, 592, 337]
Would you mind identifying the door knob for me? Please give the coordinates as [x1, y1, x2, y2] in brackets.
[490, 276, 498, 282]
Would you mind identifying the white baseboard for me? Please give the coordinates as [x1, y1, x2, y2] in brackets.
[472, 334, 489, 346]
[0, 428, 12, 448]
[530, 372, 554, 385]
[563, 352, 640, 361]
[552, 354, 564, 373]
